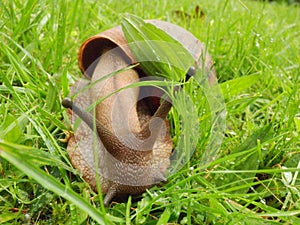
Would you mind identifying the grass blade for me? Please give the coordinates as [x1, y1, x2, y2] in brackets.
[0, 144, 121, 225]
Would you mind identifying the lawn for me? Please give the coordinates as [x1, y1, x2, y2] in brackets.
[0, 0, 300, 224]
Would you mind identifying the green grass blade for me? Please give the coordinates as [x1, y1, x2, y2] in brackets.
[220, 73, 261, 99]
[0, 144, 121, 225]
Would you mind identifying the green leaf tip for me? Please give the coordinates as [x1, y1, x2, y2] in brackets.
[121, 14, 194, 81]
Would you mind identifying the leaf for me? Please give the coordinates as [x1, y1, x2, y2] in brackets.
[215, 124, 274, 193]
[233, 124, 273, 154]
[0, 211, 20, 223]
[156, 207, 171, 225]
[220, 73, 260, 99]
[294, 117, 300, 132]
[121, 14, 194, 81]
[0, 113, 25, 143]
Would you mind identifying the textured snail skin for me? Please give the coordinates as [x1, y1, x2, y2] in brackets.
[62, 20, 216, 206]
[64, 50, 173, 206]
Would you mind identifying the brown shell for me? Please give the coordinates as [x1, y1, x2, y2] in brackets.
[78, 20, 216, 84]
[78, 26, 135, 79]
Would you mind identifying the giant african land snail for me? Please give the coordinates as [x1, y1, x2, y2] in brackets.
[62, 20, 216, 206]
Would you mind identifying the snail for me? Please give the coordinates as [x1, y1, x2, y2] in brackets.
[62, 20, 216, 206]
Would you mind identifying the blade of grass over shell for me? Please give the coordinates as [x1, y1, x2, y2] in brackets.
[85, 79, 182, 112]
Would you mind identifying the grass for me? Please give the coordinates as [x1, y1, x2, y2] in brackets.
[0, 0, 300, 224]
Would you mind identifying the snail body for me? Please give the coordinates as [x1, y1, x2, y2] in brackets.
[63, 20, 216, 206]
